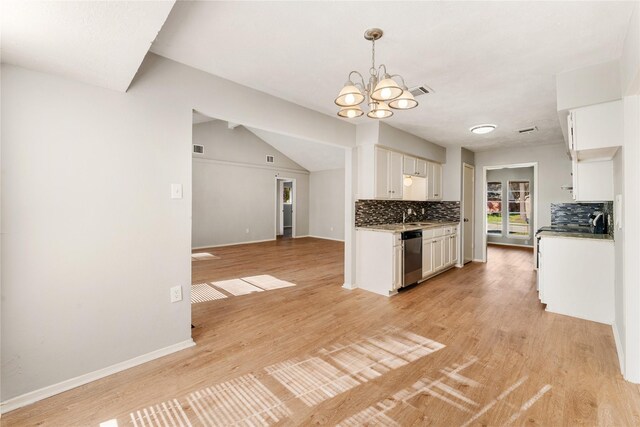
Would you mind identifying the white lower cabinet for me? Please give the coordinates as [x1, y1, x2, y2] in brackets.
[422, 226, 459, 281]
[422, 239, 434, 277]
[450, 234, 458, 264]
[393, 240, 403, 291]
[356, 225, 459, 297]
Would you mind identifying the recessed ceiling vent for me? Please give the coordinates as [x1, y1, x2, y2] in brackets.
[266, 155, 275, 164]
[193, 144, 204, 154]
[518, 126, 538, 134]
[408, 85, 434, 97]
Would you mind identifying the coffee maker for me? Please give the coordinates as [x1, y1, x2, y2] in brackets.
[589, 211, 607, 234]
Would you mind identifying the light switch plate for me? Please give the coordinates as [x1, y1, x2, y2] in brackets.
[171, 184, 183, 199]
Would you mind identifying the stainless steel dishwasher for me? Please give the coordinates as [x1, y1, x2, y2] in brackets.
[401, 230, 422, 287]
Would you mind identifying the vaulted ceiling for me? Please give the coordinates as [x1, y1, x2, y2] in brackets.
[2, 1, 635, 152]
[1, 0, 174, 92]
[152, 1, 635, 151]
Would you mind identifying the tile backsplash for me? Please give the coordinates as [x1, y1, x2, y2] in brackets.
[355, 199, 460, 227]
[550, 201, 614, 237]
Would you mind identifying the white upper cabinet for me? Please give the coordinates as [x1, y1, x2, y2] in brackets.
[427, 162, 443, 201]
[403, 156, 417, 175]
[572, 159, 614, 202]
[402, 156, 428, 178]
[358, 145, 440, 201]
[568, 100, 622, 160]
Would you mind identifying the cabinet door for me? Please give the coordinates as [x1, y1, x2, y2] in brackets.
[403, 156, 417, 175]
[416, 159, 427, 177]
[574, 160, 614, 201]
[374, 147, 390, 199]
[433, 238, 443, 271]
[393, 243, 403, 290]
[389, 151, 404, 199]
[432, 163, 442, 200]
[451, 234, 458, 264]
[422, 240, 434, 278]
[573, 100, 623, 152]
[427, 162, 434, 200]
[443, 235, 451, 266]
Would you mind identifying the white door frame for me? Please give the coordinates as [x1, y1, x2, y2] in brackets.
[274, 177, 296, 238]
[462, 163, 475, 264]
[481, 162, 538, 263]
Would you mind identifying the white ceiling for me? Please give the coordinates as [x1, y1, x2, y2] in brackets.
[246, 127, 345, 172]
[151, 1, 635, 151]
[1, 0, 175, 92]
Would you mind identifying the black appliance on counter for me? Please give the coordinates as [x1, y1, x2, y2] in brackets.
[589, 211, 607, 234]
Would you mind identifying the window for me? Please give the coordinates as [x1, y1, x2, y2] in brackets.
[507, 181, 530, 237]
[486, 182, 502, 235]
[283, 186, 292, 205]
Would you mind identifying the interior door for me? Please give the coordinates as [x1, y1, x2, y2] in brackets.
[463, 164, 475, 263]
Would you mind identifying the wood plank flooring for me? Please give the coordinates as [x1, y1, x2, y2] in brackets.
[4, 238, 640, 426]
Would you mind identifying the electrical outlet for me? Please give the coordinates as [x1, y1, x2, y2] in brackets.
[407, 208, 413, 214]
[170, 184, 183, 199]
[421, 208, 425, 214]
[170, 286, 182, 303]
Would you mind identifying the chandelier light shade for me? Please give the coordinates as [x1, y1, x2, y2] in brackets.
[338, 105, 364, 118]
[388, 87, 418, 110]
[367, 101, 393, 119]
[371, 77, 403, 102]
[335, 83, 365, 107]
[335, 28, 419, 119]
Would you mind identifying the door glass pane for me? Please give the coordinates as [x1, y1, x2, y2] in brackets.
[486, 182, 502, 235]
[507, 181, 530, 236]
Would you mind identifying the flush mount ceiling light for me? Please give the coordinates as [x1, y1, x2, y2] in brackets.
[335, 28, 418, 119]
[470, 124, 497, 134]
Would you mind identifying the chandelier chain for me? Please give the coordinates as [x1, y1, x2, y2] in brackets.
[370, 39, 376, 76]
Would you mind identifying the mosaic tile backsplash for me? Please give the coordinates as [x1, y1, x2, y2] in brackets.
[355, 200, 460, 227]
[550, 201, 614, 237]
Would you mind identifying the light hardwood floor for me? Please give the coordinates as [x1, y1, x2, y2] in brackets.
[4, 238, 640, 426]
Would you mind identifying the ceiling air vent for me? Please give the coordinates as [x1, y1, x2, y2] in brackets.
[266, 155, 275, 164]
[518, 126, 538, 135]
[193, 144, 204, 154]
[408, 85, 434, 97]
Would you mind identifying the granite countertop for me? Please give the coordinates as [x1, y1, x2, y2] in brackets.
[536, 230, 614, 241]
[356, 221, 459, 233]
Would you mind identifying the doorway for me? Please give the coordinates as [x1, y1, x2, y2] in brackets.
[482, 163, 538, 264]
[276, 178, 296, 239]
[462, 163, 475, 264]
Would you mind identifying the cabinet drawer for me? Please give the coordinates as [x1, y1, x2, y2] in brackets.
[432, 228, 444, 237]
[422, 229, 435, 239]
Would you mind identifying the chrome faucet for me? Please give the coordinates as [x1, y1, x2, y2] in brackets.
[402, 212, 406, 224]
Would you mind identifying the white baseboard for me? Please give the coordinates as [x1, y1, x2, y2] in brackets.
[293, 235, 309, 239]
[342, 283, 357, 290]
[307, 235, 345, 242]
[613, 322, 625, 376]
[192, 238, 275, 250]
[472, 258, 485, 263]
[0, 339, 196, 414]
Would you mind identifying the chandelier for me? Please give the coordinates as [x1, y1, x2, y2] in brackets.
[335, 28, 418, 119]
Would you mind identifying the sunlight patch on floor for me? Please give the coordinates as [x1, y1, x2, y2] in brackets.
[210, 279, 264, 296]
[129, 399, 192, 427]
[186, 374, 291, 427]
[191, 284, 228, 304]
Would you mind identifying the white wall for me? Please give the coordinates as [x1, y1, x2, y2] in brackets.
[309, 169, 345, 241]
[1, 64, 193, 401]
[377, 122, 446, 163]
[1, 53, 354, 406]
[442, 147, 462, 201]
[473, 144, 573, 260]
[613, 147, 625, 371]
[192, 121, 309, 247]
